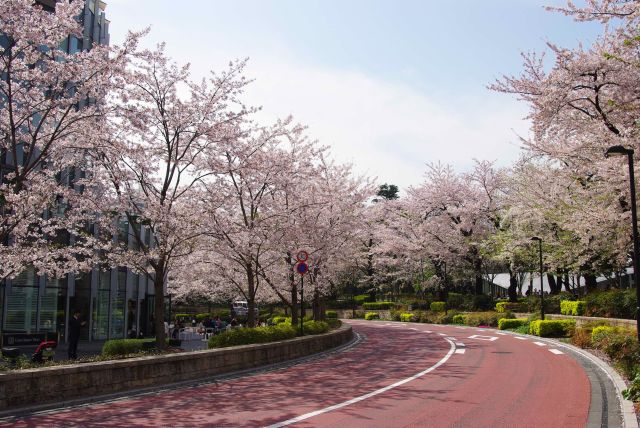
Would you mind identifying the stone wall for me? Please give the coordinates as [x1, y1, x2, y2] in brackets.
[545, 313, 636, 329]
[0, 324, 353, 410]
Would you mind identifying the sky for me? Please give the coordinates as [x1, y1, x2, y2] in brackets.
[104, 0, 603, 191]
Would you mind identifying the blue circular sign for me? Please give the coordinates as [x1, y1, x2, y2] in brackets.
[296, 262, 309, 275]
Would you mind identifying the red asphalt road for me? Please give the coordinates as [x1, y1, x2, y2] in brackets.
[1, 321, 590, 428]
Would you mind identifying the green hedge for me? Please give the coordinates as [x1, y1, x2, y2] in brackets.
[271, 316, 289, 324]
[362, 301, 394, 310]
[325, 310, 338, 319]
[102, 339, 154, 356]
[496, 302, 526, 313]
[354, 294, 372, 304]
[430, 302, 446, 312]
[400, 313, 415, 322]
[208, 324, 297, 348]
[196, 313, 211, 322]
[174, 313, 190, 320]
[301, 320, 330, 335]
[452, 314, 466, 324]
[529, 319, 576, 337]
[560, 300, 586, 316]
[364, 312, 380, 320]
[463, 312, 504, 327]
[498, 318, 527, 330]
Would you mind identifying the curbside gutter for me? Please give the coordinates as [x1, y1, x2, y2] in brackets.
[0, 324, 353, 414]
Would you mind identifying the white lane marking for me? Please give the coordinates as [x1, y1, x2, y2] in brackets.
[455, 349, 466, 354]
[549, 349, 564, 355]
[445, 337, 456, 340]
[468, 335, 498, 341]
[454, 326, 466, 329]
[438, 333, 447, 336]
[455, 342, 465, 347]
[424, 330, 433, 333]
[533, 342, 546, 347]
[514, 337, 527, 340]
[265, 339, 457, 428]
[496, 332, 507, 335]
[409, 328, 418, 331]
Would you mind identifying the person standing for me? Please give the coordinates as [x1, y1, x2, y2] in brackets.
[68, 310, 86, 360]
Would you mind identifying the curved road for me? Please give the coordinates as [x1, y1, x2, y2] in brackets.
[1, 321, 608, 427]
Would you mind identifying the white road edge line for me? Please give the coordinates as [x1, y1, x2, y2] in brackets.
[265, 339, 457, 428]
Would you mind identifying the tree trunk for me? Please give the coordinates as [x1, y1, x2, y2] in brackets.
[563, 273, 572, 293]
[508, 269, 518, 302]
[246, 265, 256, 327]
[546, 274, 559, 295]
[584, 274, 598, 293]
[154, 262, 167, 349]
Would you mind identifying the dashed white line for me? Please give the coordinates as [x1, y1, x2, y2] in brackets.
[455, 342, 465, 347]
[438, 333, 447, 336]
[533, 342, 546, 347]
[455, 349, 466, 354]
[496, 332, 507, 335]
[549, 349, 564, 355]
[514, 336, 527, 340]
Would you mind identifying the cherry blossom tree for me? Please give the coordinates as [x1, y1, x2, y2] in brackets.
[96, 44, 250, 347]
[0, 0, 139, 281]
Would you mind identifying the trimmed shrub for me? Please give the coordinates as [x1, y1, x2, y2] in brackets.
[452, 314, 466, 325]
[196, 313, 211, 322]
[464, 312, 504, 327]
[362, 301, 394, 310]
[400, 313, 415, 322]
[208, 324, 296, 348]
[271, 316, 289, 324]
[354, 294, 372, 305]
[496, 302, 527, 313]
[102, 339, 154, 356]
[498, 318, 527, 330]
[560, 300, 586, 316]
[364, 312, 380, 320]
[529, 319, 576, 337]
[325, 310, 338, 319]
[174, 313, 190, 321]
[430, 301, 446, 312]
[302, 320, 330, 335]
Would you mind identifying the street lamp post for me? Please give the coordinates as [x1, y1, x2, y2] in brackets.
[531, 237, 544, 320]
[605, 145, 640, 341]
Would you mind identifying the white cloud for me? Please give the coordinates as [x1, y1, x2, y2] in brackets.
[233, 56, 531, 191]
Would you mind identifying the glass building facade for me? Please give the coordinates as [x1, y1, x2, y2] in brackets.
[0, 1, 162, 343]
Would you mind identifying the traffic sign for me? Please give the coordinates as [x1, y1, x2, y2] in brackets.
[296, 250, 309, 262]
[296, 262, 309, 275]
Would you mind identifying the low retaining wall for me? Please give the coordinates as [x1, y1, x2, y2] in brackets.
[0, 324, 353, 410]
[544, 313, 636, 329]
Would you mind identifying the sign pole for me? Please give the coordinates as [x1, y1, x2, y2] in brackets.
[300, 274, 304, 336]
